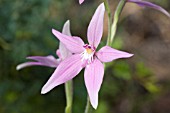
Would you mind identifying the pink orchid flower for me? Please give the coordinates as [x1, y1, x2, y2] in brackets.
[41, 3, 133, 109]
[79, 0, 84, 4]
[16, 20, 71, 70]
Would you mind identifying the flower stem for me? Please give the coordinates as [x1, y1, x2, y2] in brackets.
[84, 96, 92, 113]
[65, 80, 73, 113]
[109, 0, 126, 46]
[104, 0, 112, 46]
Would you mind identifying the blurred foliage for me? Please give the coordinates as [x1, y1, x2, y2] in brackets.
[0, 0, 170, 113]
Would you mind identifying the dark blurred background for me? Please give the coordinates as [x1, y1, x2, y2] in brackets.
[0, 0, 170, 113]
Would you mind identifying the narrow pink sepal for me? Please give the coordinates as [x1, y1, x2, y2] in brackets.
[59, 20, 72, 59]
[79, 0, 84, 4]
[52, 29, 84, 54]
[96, 46, 134, 63]
[62, 20, 71, 36]
[41, 54, 83, 94]
[16, 62, 45, 70]
[84, 59, 104, 109]
[16, 56, 59, 70]
[87, 3, 105, 48]
[128, 0, 170, 18]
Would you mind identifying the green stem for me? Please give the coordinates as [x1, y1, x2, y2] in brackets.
[84, 96, 92, 113]
[109, 0, 126, 46]
[104, 0, 112, 46]
[65, 80, 73, 113]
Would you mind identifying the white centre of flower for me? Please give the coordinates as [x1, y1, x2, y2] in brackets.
[81, 44, 95, 64]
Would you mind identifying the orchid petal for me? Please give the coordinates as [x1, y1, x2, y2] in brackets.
[96, 46, 133, 63]
[52, 29, 84, 54]
[59, 20, 72, 59]
[84, 59, 104, 109]
[41, 54, 84, 94]
[128, 0, 170, 18]
[79, 0, 84, 4]
[16, 62, 53, 70]
[16, 56, 59, 70]
[62, 20, 71, 36]
[87, 3, 105, 48]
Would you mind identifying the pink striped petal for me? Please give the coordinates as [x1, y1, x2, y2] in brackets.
[59, 20, 72, 59]
[52, 29, 84, 54]
[96, 46, 133, 63]
[84, 59, 104, 109]
[41, 54, 84, 94]
[128, 0, 170, 18]
[16, 56, 59, 70]
[87, 3, 105, 48]
[79, 0, 84, 4]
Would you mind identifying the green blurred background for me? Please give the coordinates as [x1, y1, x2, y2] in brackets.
[0, 0, 170, 113]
